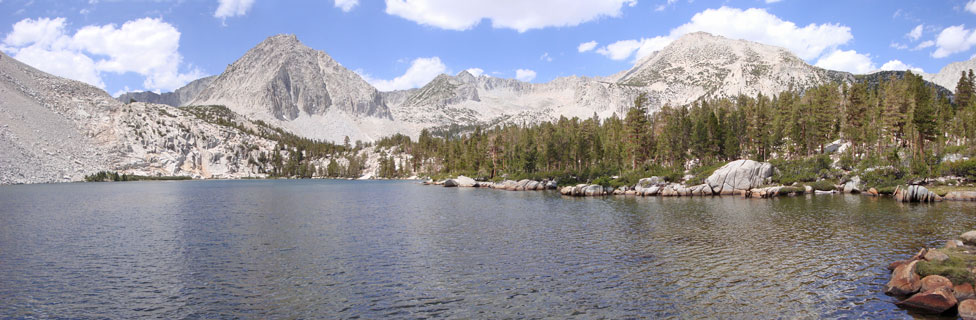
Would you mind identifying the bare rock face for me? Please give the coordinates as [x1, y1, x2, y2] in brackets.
[705, 160, 775, 195]
[116, 75, 216, 107]
[189, 34, 391, 141]
[922, 57, 976, 92]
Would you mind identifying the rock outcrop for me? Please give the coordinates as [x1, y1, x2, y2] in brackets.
[945, 191, 976, 201]
[885, 260, 921, 296]
[705, 160, 775, 195]
[116, 75, 216, 107]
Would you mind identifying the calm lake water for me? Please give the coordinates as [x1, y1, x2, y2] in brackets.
[1, 180, 976, 319]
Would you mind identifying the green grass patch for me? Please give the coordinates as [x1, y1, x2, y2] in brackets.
[84, 171, 191, 182]
[917, 249, 976, 285]
[809, 180, 837, 191]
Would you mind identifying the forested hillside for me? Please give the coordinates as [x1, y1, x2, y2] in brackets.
[378, 70, 976, 188]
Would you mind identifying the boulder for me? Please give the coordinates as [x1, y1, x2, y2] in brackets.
[866, 188, 879, 196]
[525, 180, 541, 190]
[956, 283, 976, 302]
[885, 260, 921, 296]
[456, 175, 477, 187]
[961, 299, 976, 320]
[443, 179, 459, 187]
[962, 230, 976, 246]
[804, 185, 814, 194]
[515, 179, 532, 191]
[641, 186, 660, 196]
[947, 240, 964, 249]
[895, 286, 957, 314]
[545, 180, 558, 189]
[624, 190, 637, 196]
[705, 160, 775, 195]
[946, 191, 976, 201]
[924, 249, 949, 263]
[889, 259, 911, 271]
[894, 185, 942, 203]
[560, 186, 574, 195]
[843, 176, 861, 194]
[919, 275, 953, 293]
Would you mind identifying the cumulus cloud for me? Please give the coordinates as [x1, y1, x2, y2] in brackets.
[384, 0, 636, 32]
[596, 7, 854, 62]
[915, 40, 935, 50]
[465, 68, 484, 77]
[214, 0, 255, 19]
[515, 69, 536, 82]
[879, 60, 924, 73]
[361, 57, 446, 91]
[814, 49, 875, 74]
[967, 0, 976, 14]
[907, 24, 923, 41]
[765, 0, 783, 3]
[577, 40, 597, 52]
[334, 0, 358, 12]
[1, 17, 204, 91]
[932, 24, 976, 58]
[214, 0, 254, 25]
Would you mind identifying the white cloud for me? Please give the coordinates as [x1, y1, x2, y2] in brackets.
[596, 39, 642, 60]
[361, 57, 447, 91]
[1, 17, 204, 91]
[655, 0, 678, 12]
[465, 68, 484, 77]
[915, 40, 935, 50]
[966, 0, 976, 14]
[907, 24, 923, 41]
[540, 52, 552, 62]
[577, 40, 597, 52]
[214, 0, 255, 19]
[334, 0, 359, 12]
[597, 7, 853, 62]
[765, 0, 783, 3]
[932, 24, 976, 58]
[384, 0, 636, 32]
[515, 69, 536, 82]
[814, 49, 875, 74]
[878, 60, 924, 73]
[891, 42, 908, 50]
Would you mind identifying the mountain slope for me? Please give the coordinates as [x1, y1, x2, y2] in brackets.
[923, 57, 976, 92]
[116, 75, 217, 106]
[616, 32, 851, 106]
[189, 34, 395, 142]
[0, 52, 289, 183]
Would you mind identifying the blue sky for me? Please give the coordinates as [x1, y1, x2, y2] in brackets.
[2, 0, 976, 96]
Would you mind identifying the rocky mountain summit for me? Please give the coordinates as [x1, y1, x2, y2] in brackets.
[189, 34, 393, 142]
[116, 75, 216, 107]
[616, 32, 852, 106]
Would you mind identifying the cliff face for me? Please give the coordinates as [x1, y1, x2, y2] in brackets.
[923, 57, 976, 92]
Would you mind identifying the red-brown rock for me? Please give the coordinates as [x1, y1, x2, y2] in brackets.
[886, 260, 921, 296]
[960, 299, 976, 320]
[895, 286, 958, 313]
[956, 283, 976, 302]
[919, 275, 953, 292]
[888, 259, 911, 271]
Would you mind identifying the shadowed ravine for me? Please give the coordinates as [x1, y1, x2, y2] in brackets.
[1, 180, 974, 318]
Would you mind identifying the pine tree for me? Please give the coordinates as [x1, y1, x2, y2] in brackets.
[624, 93, 650, 169]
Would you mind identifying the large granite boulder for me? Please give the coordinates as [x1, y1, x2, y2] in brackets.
[894, 185, 942, 203]
[961, 230, 976, 245]
[456, 175, 477, 187]
[443, 179, 459, 187]
[919, 275, 953, 293]
[705, 160, 775, 195]
[634, 177, 666, 195]
[956, 283, 976, 302]
[843, 176, 861, 194]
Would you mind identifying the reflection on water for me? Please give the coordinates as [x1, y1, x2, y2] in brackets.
[1, 180, 974, 318]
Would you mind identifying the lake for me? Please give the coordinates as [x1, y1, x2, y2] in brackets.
[1, 179, 975, 318]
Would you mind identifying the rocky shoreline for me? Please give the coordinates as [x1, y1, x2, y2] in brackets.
[885, 232, 976, 318]
[429, 159, 976, 202]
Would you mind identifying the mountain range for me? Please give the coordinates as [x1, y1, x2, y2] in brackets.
[118, 32, 973, 143]
[2, 31, 972, 183]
